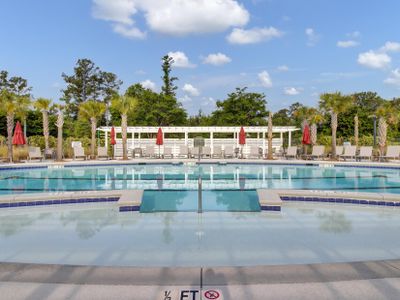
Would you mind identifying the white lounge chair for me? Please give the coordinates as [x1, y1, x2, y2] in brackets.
[145, 145, 156, 158]
[97, 146, 109, 160]
[339, 146, 357, 161]
[307, 146, 325, 160]
[249, 146, 261, 159]
[28, 146, 43, 161]
[285, 146, 297, 159]
[382, 146, 400, 161]
[191, 147, 200, 158]
[178, 145, 189, 158]
[357, 146, 373, 161]
[223, 145, 234, 158]
[202, 146, 211, 158]
[73, 146, 87, 160]
[212, 145, 223, 158]
[163, 147, 173, 158]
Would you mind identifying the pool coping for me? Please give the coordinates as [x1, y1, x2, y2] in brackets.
[1, 259, 400, 286]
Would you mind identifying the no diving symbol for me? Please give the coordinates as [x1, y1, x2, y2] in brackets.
[204, 290, 220, 299]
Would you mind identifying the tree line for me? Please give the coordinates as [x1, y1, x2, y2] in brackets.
[1, 55, 400, 161]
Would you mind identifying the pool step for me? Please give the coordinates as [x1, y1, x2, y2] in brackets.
[257, 189, 282, 211]
[118, 190, 143, 212]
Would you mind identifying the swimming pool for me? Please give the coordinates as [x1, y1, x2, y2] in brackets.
[1, 163, 400, 194]
[1, 202, 400, 267]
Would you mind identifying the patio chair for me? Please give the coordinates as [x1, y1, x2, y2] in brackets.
[248, 146, 261, 159]
[97, 146, 109, 160]
[191, 147, 200, 158]
[145, 145, 156, 158]
[381, 146, 400, 161]
[73, 146, 87, 160]
[223, 145, 234, 158]
[339, 146, 357, 161]
[178, 145, 189, 158]
[307, 145, 325, 160]
[356, 146, 373, 161]
[212, 145, 223, 158]
[28, 146, 43, 161]
[284, 146, 297, 159]
[163, 147, 173, 158]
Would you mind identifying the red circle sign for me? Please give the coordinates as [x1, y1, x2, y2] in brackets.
[204, 290, 220, 299]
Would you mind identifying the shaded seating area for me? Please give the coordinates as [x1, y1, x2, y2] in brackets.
[28, 146, 43, 161]
[381, 145, 400, 161]
[73, 146, 87, 160]
[339, 146, 357, 161]
[356, 146, 373, 161]
[97, 146, 110, 160]
[306, 145, 325, 160]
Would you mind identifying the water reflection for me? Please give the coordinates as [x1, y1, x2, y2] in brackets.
[317, 211, 352, 234]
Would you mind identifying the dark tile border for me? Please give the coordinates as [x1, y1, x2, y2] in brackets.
[0, 197, 119, 209]
[280, 195, 400, 207]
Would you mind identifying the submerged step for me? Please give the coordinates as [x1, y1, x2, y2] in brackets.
[257, 189, 283, 211]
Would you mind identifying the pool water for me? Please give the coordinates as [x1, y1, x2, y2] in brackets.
[1, 202, 400, 267]
[1, 164, 400, 194]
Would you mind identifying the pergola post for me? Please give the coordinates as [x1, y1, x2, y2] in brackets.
[184, 131, 188, 146]
[280, 132, 283, 148]
[210, 131, 214, 155]
[105, 130, 108, 150]
[131, 131, 134, 148]
[138, 132, 141, 147]
[262, 131, 266, 156]
[288, 131, 292, 146]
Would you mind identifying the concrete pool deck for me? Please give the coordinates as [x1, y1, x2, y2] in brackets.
[1, 260, 400, 299]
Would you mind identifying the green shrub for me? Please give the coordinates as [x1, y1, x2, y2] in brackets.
[12, 146, 28, 162]
[0, 145, 7, 159]
[27, 135, 57, 149]
[0, 135, 6, 146]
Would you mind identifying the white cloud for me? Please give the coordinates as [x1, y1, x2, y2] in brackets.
[258, 71, 272, 88]
[384, 69, 400, 86]
[182, 84, 200, 96]
[227, 27, 283, 44]
[358, 50, 391, 69]
[140, 79, 156, 91]
[92, 0, 249, 38]
[305, 28, 320, 46]
[380, 41, 400, 53]
[337, 40, 359, 48]
[203, 53, 232, 66]
[179, 95, 192, 103]
[168, 51, 196, 68]
[112, 23, 146, 39]
[284, 87, 301, 96]
[277, 65, 289, 72]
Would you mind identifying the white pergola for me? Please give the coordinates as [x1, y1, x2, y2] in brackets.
[98, 126, 299, 155]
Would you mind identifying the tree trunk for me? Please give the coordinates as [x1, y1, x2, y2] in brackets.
[56, 111, 64, 161]
[311, 123, 317, 145]
[6, 113, 14, 163]
[354, 115, 359, 147]
[330, 112, 338, 159]
[42, 110, 49, 150]
[267, 112, 273, 160]
[121, 114, 128, 160]
[90, 117, 97, 159]
[378, 117, 387, 156]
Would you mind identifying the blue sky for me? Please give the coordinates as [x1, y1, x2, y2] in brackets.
[1, 0, 400, 115]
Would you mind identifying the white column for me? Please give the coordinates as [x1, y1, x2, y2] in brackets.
[131, 131, 134, 148]
[138, 132, 141, 148]
[210, 132, 214, 155]
[288, 131, 292, 146]
[280, 132, 283, 148]
[185, 131, 188, 146]
[105, 131, 108, 149]
[262, 131, 266, 156]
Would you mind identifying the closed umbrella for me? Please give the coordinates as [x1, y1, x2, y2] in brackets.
[302, 124, 311, 156]
[156, 127, 163, 158]
[239, 127, 246, 158]
[12, 121, 26, 145]
[110, 127, 116, 159]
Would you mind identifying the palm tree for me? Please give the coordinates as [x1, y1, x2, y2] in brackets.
[78, 101, 106, 159]
[15, 96, 31, 140]
[319, 92, 353, 159]
[111, 95, 138, 160]
[354, 115, 359, 147]
[267, 112, 273, 160]
[0, 90, 17, 162]
[55, 105, 64, 161]
[309, 108, 324, 146]
[376, 103, 398, 156]
[34, 98, 52, 151]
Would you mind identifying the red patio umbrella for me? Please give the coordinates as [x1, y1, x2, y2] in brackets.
[12, 121, 26, 145]
[238, 127, 246, 158]
[302, 124, 311, 145]
[156, 127, 163, 158]
[110, 127, 116, 159]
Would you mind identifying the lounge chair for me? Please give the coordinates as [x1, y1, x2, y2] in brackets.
[356, 146, 373, 161]
[336, 146, 344, 157]
[145, 145, 156, 158]
[212, 145, 223, 158]
[73, 146, 87, 160]
[178, 145, 189, 158]
[28, 146, 43, 161]
[249, 146, 261, 159]
[381, 146, 400, 161]
[97, 146, 109, 160]
[339, 146, 357, 161]
[163, 147, 173, 158]
[191, 147, 200, 158]
[307, 145, 325, 160]
[285, 146, 297, 159]
[202, 146, 211, 158]
[223, 145, 234, 158]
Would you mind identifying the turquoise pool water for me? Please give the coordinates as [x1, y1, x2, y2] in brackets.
[1, 202, 400, 267]
[0, 164, 399, 194]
